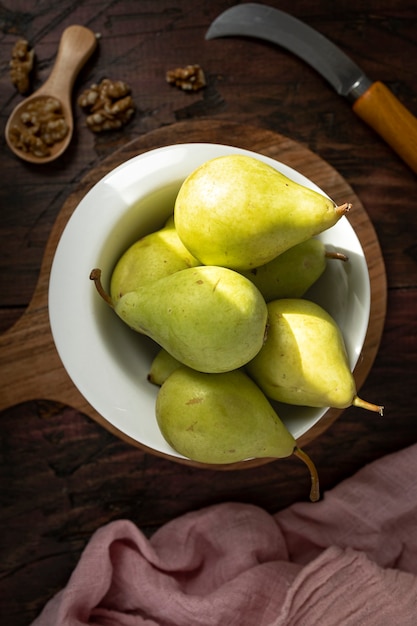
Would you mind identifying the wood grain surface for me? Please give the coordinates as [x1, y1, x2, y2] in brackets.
[1, 2, 417, 624]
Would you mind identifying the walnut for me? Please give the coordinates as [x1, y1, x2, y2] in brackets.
[8, 96, 69, 158]
[77, 78, 135, 132]
[166, 64, 206, 92]
[10, 39, 35, 94]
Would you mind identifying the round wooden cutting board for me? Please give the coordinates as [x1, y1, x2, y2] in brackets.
[0, 119, 387, 468]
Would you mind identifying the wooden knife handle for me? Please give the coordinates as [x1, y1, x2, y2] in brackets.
[352, 81, 417, 174]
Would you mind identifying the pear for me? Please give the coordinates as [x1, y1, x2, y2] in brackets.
[163, 213, 175, 229]
[241, 238, 348, 301]
[110, 223, 200, 303]
[148, 348, 182, 386]
[90, 265, 268, 374]
[156, 366, 320, 501]
[247, 298, 384, 414]
[174, 154, 350, 270]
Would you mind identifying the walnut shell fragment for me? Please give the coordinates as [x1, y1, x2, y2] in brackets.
[10, 39, 35, 94]
[166, 64, 206, 92]
[77, 78, 135, 132]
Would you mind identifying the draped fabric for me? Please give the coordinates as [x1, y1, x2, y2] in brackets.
[32, 443, 417, 626]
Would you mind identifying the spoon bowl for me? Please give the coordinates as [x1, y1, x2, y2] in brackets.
[5, 25, 97, 164]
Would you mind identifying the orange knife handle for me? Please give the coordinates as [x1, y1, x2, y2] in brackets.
[352, 81, 417, 174]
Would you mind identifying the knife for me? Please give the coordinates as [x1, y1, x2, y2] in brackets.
[206, 3, 417, 174]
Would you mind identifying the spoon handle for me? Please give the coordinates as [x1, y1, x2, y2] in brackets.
[38, 25, 98, 102]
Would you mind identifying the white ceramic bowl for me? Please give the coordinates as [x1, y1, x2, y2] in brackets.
[49, 143, 370, 462]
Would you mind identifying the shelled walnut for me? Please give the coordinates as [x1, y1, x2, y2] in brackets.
[77, 78, 135, 132]
[8, 96, 69, 158]
[10, 39, 35, 94]
[166, 64, 206, 92]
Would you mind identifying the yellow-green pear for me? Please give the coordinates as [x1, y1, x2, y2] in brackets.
[241, 239, 348, 301]
[148, 348, 182, 386]
[110, 224, 200, 304]
[156, 366, 319, 501]
[174, 154, 350, 270]
[247, 298, 383, 414]
[90, 265, 268, 374]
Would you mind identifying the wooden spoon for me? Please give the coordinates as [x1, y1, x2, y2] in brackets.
[5, 25, 98, 164]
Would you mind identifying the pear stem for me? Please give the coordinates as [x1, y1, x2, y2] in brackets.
[89, 268, 113, 307]
[335, 202, 352, 216]
[353, 396, 384, 416]
[293, 447, 320, 502]
[325, 250, 349, 262]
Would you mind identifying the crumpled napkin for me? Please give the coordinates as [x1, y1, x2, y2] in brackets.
[31, 442, 417, 626]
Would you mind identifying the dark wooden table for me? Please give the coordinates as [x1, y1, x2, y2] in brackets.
[1, 1, 417, 624]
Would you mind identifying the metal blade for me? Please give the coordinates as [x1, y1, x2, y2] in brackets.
[205, 3, 372, 101]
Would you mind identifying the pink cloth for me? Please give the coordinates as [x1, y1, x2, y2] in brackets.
[32, 443, 417, 626]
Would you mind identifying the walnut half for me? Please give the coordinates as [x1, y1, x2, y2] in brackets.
[8, 96, 69, 158]
[10, 39, 35, 94]
[77, 78, 135, 132]
[166, 64, 206, 92]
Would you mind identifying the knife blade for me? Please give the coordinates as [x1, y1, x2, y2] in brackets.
[206, 3, 417, 174]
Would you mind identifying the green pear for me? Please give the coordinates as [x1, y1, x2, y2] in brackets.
[156, 366, 320, 501]
[148, 348, 182, 386]
[110, 223, 200, 304]
[247, 298, 384, 414]
[241, 239, 348, 301]
[174, 154, 350, 270]
[90, 265, 268, 374]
